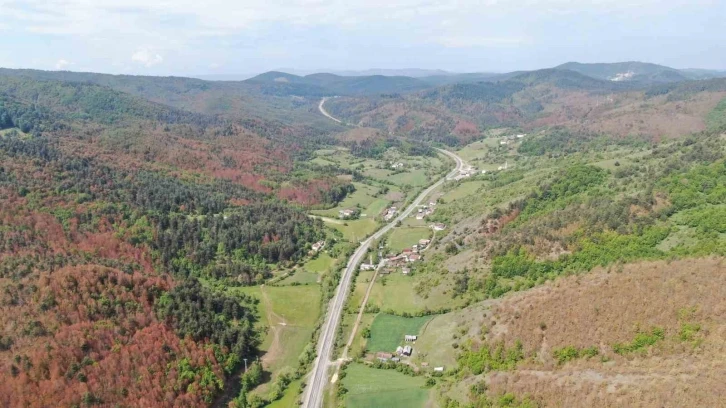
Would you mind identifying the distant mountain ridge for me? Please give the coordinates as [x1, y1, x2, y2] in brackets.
[243, 71, 431, 96]
[556, 61, 726, 84]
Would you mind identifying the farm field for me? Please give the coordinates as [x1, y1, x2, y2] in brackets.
[387, 227, 432, 252]
[341, 363, 431, 408]
[366, 314, 432, 352]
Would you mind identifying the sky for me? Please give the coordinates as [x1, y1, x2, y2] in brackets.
[0, 0, 724, 76]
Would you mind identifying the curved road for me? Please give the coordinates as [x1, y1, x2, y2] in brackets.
[302, 99, 465, 408]
[318, 97, 342, 124]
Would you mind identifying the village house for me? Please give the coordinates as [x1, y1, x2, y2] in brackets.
[402, 345, 413, 356]
[406, 254, 421, 262]
[391, 162, 404, 169]
[402, 267, 411, 275]
[434, 366, 445, 372]
[404, 335, 417, 342]
[396, 346, 404, 355]
[311, 240, 325, 252]
[360, 263, 376, 271]
[383, 206, 398, 221]
[419, 238, 431, 247]
[432, 223, 446, 231]
[338, 208, 357, 219]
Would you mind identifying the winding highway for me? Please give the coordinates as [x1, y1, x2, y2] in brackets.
[301, 99, 466, 408]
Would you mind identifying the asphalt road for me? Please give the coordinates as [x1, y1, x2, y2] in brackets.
[302, 102, 465, 408]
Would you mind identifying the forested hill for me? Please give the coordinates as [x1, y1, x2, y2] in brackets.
[0, 73, 349, 406]
[0, 68, 345, 129]
[323, 69, 726, 145]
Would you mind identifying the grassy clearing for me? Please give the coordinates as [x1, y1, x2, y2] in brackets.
[443, 180, 485, 202]
[327, 218, 378, 242]
[342, 363, 430, 408]
[231, 285, 321, 375]
[267, 379, 302, 408]
[388, 227, 432, 252]
[367, 273, 463, 314]
[311, 182, 381, 218]
[278, 270, 319, 285]
[364, 198, 390, 218]
[366, 314, 432, 352]
[303, 252, 336, 274]
[413, 304, 490, 369]
[389, 168, 429, 187]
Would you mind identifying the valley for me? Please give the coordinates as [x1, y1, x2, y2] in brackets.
[0, 60, 725, 408]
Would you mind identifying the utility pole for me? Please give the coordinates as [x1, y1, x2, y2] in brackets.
[243, 358, 248, 372]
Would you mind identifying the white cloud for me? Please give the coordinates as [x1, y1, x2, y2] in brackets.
[131, 47, 163, 67]
[54, 59, 71, 70]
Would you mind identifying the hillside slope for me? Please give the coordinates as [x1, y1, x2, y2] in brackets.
[324, 69, 726, 143]
[0, 74, 351, 407]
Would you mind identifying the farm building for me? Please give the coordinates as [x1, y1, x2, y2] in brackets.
[431, 223, 446, 231]
[404, 335, 417, 342]
[396, 346, 404, 355]
[434, 366, 445, 372]
[402, 346, 413, 356]
[360, 263, 376, 271]
[406, 254, 421, 262]
[402, 267, 411, 275]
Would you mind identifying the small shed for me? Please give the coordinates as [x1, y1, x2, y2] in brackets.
[404, 335, 417, 342]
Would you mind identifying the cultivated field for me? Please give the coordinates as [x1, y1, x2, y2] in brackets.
[341, 363, 431, 408]
[366, 314, 432, 352]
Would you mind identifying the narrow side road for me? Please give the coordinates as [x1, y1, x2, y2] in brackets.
[301, 99, 466, 408]
[318, 97, 342, 124]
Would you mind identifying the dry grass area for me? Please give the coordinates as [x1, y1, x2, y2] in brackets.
[446, 257, 726, 407]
